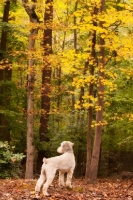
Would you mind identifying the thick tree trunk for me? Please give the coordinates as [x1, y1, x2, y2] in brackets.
[0, 0, 10, 54]
[39, 0, 53, 140]
[0, 0, 11, 141]
[37, 0, 53, 172]
[22, 0, 39, 179]
[89, 0, 105, 182]
[85, 7, 97, 179]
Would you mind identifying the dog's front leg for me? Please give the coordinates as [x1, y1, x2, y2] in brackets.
[59, 171, 65, 187]
[35, 169, 46, 198]
[66, 169, 73, 188]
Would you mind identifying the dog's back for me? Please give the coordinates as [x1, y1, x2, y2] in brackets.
[42, 152, 75, 172]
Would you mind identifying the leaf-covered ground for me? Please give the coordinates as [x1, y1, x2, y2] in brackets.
[0, 178, 133, 199]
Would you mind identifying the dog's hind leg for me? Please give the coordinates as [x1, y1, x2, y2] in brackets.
[42, 169, 56, 196]
[66, 169, 73, 188]
[35, 169, 46, 198]
[59, 171, 65, 187]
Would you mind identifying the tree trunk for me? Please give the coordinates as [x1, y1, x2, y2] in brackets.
[71, 0, 78, 111]
[39, 0, 53, 140]
[0, 0, 11, 141]
[85, 7, 97, 179]
[57, 67, 61, 109]
[25, 57, 36, 179]
[22, 0, 39, 179]
[89, 0, 105, 182]
[37, 0, 53, 172]
[0, 0, 10, 55]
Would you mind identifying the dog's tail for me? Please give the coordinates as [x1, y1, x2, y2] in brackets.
[43, 157, 47, 164]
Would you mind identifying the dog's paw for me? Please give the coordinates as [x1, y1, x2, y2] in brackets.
[43, 192, 50, 196]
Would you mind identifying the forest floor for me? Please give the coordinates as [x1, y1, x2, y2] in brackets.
[0, 178, 133, 200]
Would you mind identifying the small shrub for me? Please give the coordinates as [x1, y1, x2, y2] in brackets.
[0, 141, 25, 178]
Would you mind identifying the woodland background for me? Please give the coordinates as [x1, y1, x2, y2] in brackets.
[1, 0, 133, 183]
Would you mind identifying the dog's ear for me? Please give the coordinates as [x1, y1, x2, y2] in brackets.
[62, 141, 66, 146]
[68, 141, 74, 146]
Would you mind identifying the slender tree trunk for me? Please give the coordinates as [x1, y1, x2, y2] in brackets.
[22, 0, 39, 179]
[25, 54, 36, 179]
[89, 0, 105, 182]
[57, 67, 61, 109]
[85, 7, 97, 179]
[37, 0, 53, 171]
[71, 0, 78, 110]
[56, 66, 61, 132]
[0, 0, 11, 141]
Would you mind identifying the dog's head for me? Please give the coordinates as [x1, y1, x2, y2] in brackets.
[57, 141, 74, 154]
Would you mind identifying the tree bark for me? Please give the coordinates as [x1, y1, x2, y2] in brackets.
[25, 55, 36, 179]
[89, 0, 105, 182]
[39, 0, 53, 140]
[22, 0, 39, 179]
[0, 0, 10, 52]
[71, 0, 78, 110]
[85, 7, 97, 179]
[37, 0, 53, 172]
[0, 0, 11, 141]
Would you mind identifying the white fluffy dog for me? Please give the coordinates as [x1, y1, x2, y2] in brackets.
[35, 141, 75, 197]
